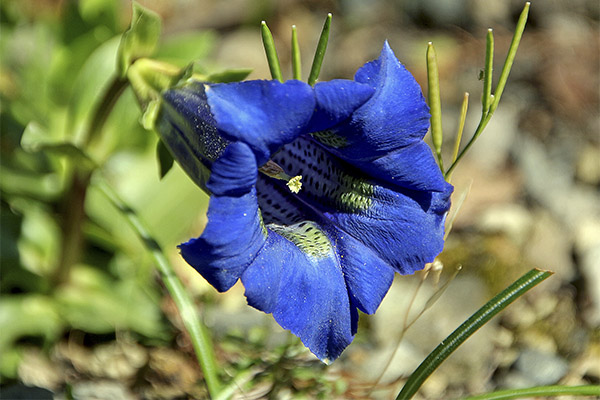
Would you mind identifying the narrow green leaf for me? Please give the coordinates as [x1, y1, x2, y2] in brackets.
[308, 13, 332, 86]
[291, 25, 302, 80]
[205, 68, 253, 83]
[95, 177, 222, 398]
[116, 1, 162, 78]
[464, 385, 600, 400]
[488, 2, 530, 115]
[448, 92, 469, 179]
[426, 42, 444, 171]
[396, 268, 553, 400]
[261, 21, 283, 82]
[444, 2, 530, 178]
[482, 29, 494, 114]
[156, 139, 174, 179]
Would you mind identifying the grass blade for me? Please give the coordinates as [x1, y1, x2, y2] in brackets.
[291, 25, 302, 80]
[308, 13, 332, 86]
[426, 42, 444, 171]
[464, 385, 600, 400]
[95, 177, 222, 398]
[396, 268, 553, 400]
[261, 21, 283, 82]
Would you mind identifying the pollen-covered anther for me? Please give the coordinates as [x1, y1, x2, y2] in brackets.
[259, 160, 303, 193]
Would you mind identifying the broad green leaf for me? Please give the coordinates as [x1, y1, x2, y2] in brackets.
[155, 31, 216, 66]
[156, 139, 174, 179]
[0, 295, 63, 354]
[67, 36, 121, 142]
[55, 264, 168, 339]
[116, 1, 161, 77]
[205, 68, 253, 83]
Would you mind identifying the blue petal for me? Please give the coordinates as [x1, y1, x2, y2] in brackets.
[306, 80, 375, 132]
[179, 142, 266, 292]
[357, 141, 449, 192]
[241, 226, 354, 363]
[270, 135, 452, 274]
[310, 42, 444, 192]
[351, 41, 430, 150]
[159, 81, 230, 190]
[327, 185, 452, 275]
[206, 80, 315, 165]
[325, 226, 395, 315]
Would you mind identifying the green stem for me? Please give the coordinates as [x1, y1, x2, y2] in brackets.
[53, 76, 128, 286]
[95, 178, 222, 398]
[396, 268, 553, 400]
[464, 385, 600, 400]
[84, 76, 129, 147]
[445, 2, 529, 178]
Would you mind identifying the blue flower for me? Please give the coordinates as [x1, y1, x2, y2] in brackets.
[156, 42, 453, 363]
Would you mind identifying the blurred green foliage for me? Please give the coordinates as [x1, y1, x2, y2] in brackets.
[0, 0, 216, 380]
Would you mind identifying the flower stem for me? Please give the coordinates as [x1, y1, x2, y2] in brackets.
[53, 76, 128, 286]
[396, 268, 553, 400]
[95, 177, 222, 398]
[444, 2, 529, 179]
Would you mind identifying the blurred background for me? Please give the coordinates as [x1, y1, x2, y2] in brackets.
[1, 0, 598, 398]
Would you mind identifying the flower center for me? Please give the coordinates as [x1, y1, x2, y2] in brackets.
[258, 160, 303, 193]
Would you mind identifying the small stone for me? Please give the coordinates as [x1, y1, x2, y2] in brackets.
[513, 349, 569, 386]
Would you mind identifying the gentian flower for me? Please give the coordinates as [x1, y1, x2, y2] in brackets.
[152, 42, 453, 363]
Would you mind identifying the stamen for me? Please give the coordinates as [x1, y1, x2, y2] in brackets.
[259, 160, 303, 193]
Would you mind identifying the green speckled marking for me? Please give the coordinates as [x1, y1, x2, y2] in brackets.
[310, 130, 348, 148]
[269, 221, 332, 258]
[336, 173, 374, 212]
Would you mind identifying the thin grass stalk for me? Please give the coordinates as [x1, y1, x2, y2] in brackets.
[396, 268, 553, 400]
[95, 177, 222, 398]
[464, 385, 600, 400]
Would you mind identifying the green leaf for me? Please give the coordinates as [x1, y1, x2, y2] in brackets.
[156, 139, 174, 179]
[465, 385, 600, 400]
[0, 295, 64, 354]
[55, 264, 167, 339]
[291, 25, 301, 80]
[116, 1, 161, 78]
[482, 29, 494, 114]
[205, 68, 253, 83]
[21, 122, 97, 169]
[155, 31, 216, 66]
[261, 21, 283, 82]
[308, 13, 332, 86]
[426, 42, 443, 171]
[396, 268, 553, 400]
